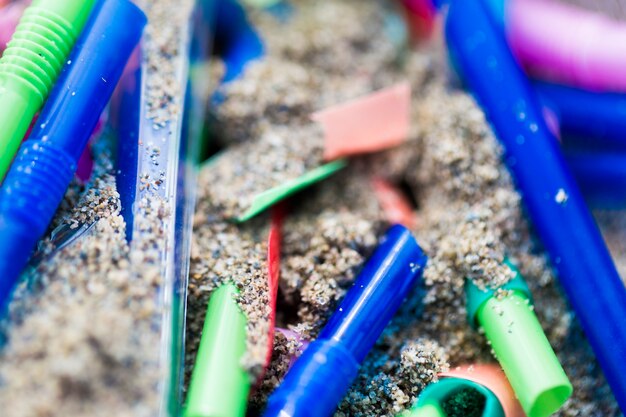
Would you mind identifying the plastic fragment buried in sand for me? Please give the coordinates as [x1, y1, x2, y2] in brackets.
[312, 82, 412, 161]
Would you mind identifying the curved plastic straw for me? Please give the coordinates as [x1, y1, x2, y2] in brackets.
[446, 0, 626, 412]
[0, 0, 145, 308]
[441, 364, 526, 417]
[264, 225, 427, 417]
[501, 0, 626, 92]
[0, 0, 96, 179]
[407, 377, 505, 417]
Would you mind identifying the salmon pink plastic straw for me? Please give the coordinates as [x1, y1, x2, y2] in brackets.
[441, 364, 526, 417]
[503, 0, 626, 92]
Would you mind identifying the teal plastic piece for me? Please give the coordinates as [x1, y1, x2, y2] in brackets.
[407, 377, 505, 417]
[465, 260, 532, 328]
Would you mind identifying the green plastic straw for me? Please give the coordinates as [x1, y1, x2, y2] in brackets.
[184, 284, 250, 417]
[236, 159, 347, 222]
[466, 263, 573, 417]
[0, 0, 95, 178]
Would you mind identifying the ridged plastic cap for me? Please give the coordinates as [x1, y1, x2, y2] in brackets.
[465, 260, 532, 328]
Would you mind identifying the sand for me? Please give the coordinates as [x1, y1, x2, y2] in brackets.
[189, 1, 622, 416]
[0, 0, 622, 416]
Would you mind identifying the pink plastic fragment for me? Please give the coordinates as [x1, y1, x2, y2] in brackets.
[441, 364, 526, 417]
[0, 1, 28, 53]
[508, 0, 626, 92]
[371, 177, 416, 229]
[312, 82, 411, 161]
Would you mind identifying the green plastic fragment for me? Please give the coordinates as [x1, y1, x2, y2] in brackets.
[236, 159, 348, 222]
[184, 284, 250, 417]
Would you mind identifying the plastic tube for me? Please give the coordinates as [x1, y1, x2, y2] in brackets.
[184, 284, 250, 417]
[0, 0, 96, 178]
[445, 0, 626, 413]
[493, 0, 626, 92]
[466, 268, 572, 417]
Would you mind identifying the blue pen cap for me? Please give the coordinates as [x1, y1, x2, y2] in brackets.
[264, 225, 427, 417]
[319, 224, 427, 362]
[0, 0, 146, 309]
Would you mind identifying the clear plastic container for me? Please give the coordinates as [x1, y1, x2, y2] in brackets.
[109, 1, 214, 415]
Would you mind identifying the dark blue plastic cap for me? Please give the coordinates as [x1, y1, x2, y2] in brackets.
[0, 0, 146, 310]
[319, 224, 427, 362]
[445, 0, 626, 412]
[263, 225, 427, 417]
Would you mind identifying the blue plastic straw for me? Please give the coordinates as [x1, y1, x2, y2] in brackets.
[263, 225, 427, 417]
[0, 0, 146, 309]
[445, 0, 626, 412]
[534, 81, 626, 152]
[216, 0, 264, 83]
[566, 150, 626, 208]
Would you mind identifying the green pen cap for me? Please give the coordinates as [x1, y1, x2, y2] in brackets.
[184, 284, 250, 417]
[0, 0, 96, 178]
[465, 261, 573, 417]
[405, 377, 505, 417]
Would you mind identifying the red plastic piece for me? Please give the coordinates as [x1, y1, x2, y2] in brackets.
[400, 0, 437, 40]
[264, 203, 285, 370]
